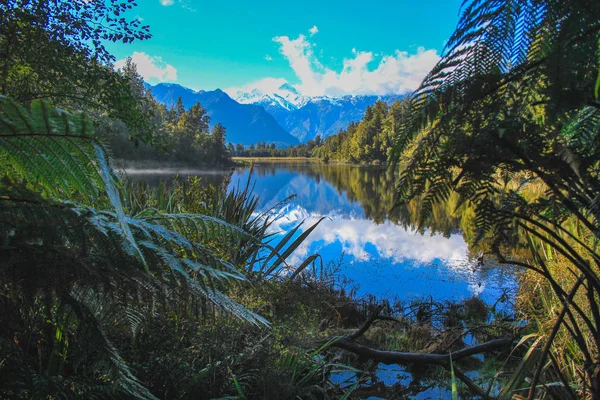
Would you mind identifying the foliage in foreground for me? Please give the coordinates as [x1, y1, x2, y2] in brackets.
[0, 96, 324, 398]
[392, 0, 600, 398]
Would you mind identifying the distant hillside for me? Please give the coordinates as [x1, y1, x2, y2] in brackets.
[147, 83, 299, 147]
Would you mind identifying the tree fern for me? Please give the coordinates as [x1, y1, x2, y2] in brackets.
[391, 0, 600, 397]
[0, 97, 275, 398]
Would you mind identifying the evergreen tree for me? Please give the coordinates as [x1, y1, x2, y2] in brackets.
[175, 97, 186, 120]
[211, 123, 228, 164]
[0, 0, 152, 140]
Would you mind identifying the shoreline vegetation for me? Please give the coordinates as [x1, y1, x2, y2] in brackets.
[231, 156, 387, 167]
[229, 100, 401, 165]
[1, 0, 599, 399]
[233, 156, 319, 162]
[232, 157, 388, 168]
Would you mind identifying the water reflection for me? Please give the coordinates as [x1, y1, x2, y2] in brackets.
[228, 162, 517, 303]
[126, 162, 517, 303]
[127, 161, 514, 398]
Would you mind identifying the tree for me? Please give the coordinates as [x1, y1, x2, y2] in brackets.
[175, 97, 186, 120]
[0, 0, 152, 140]
[236, 143, 245, 155]
[306, 104, 397, 164]
[187, 102, 211, 136]
[210, 123, 228, 164]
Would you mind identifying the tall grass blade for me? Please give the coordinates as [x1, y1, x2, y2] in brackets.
[449, 351, 458, 400]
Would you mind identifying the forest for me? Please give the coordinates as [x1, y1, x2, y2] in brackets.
[232, 100, 403, 164]
[101, 59, 230, 166]
[1, 0, 600, 399]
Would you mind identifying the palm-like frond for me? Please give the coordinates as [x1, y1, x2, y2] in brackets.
[0, 95, 145, 264]
[392, 0, 600, 235]
[390, 0, 600, 397]
[0, 96, 101, 200]
[0, 97, 274, 398]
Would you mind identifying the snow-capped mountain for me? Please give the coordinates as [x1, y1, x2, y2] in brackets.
[230, 83, 310, 111]
[148, 82, 405, 145]
[231, 83, 404, 142]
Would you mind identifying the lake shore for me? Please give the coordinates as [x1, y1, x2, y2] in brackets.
[232, 156, 320, 163]
[232, 156, 388, 167]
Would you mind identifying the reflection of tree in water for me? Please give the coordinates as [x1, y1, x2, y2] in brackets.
[248, 162, 485, 252]
[137, 162, 521, 258]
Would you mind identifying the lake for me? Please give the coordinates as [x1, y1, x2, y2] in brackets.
[126, 161, 518, 307]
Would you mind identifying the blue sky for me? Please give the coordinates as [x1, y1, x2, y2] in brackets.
[110, 0, 463, 97]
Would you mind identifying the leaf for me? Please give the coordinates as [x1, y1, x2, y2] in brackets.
[228, 368, 247, 400]
[288, 254, 322, 281]
[0, 96, 103, 201]
[449, 351, 458, 400]
[339, 381, 359, 400]
[95, 143, 146, 269]
[497, 336, 544, 400]
[595, 36, 600, 100]
[263, 217, 326, 277]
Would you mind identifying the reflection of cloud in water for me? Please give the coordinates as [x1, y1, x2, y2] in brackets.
[273, 204, 468, 268]
[267, 204, 509, 300]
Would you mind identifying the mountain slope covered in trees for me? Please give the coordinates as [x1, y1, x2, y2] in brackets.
[100, 60, 230, 165]
[231, 83, 404, 143]
[234, 99, 406, 164]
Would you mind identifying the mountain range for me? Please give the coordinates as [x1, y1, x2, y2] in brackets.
[229, 83, 403, 143]
[147, 83, 404, 146]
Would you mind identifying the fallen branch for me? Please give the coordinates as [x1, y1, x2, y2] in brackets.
[332, 336, 513, 366]
[347, 304, 384, 340]
[325, 305, 514, 400]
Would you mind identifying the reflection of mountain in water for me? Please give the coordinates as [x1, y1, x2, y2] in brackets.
[231, 167, 364, 218]
[231, 162, 476, 241]
[128, 162, 517, 302]
[228, 162, 516, 302]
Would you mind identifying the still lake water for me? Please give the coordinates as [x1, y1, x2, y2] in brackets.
[127, 161, 518, 306]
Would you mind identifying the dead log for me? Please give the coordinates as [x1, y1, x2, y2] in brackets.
[325, 304, 514, 399]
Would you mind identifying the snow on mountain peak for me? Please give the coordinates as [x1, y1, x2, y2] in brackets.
[231, 83, 309, 110]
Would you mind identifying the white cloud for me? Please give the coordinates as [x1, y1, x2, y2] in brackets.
[271, 32, 440, 97]
[270, 205, 488, 297]
[224, 77, 288, 98]
[159, 0, 196, 11]
[309, 25, 319, 36]
[115, 52, 177, 82]
[264, 54, 273, 61]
